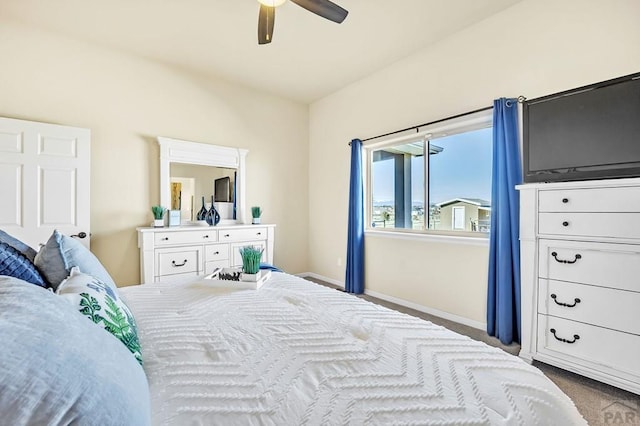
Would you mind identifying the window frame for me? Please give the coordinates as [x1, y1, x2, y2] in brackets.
[363, 109, 493, 240]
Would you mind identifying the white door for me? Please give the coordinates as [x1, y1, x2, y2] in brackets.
[0, 117, 90, 248]
[452, 206, 465, 230]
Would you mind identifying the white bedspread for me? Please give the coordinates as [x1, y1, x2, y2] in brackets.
[120, 273, 586, 425]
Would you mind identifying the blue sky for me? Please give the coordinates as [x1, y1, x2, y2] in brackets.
[373, 127, 493, 205]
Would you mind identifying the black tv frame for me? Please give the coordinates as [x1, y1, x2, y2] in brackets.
[523, 71, 640, 183]
[214, 176, 231, 202]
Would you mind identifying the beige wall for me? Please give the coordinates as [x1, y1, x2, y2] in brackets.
[308, 0, 640, 325]
[0, 20, 310, 285]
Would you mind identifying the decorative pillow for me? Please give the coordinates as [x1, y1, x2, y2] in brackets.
[0, 276, 150, 425]
[0, 242, 46, 287]
[0, 229, 37, 262]
[57, 267, 142, 365]
[34, 229, 116, 291]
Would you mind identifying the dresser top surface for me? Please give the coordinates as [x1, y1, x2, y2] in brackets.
[137, 223, 275, 233]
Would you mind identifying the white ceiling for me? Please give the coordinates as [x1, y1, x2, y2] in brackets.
[2, 0, 522, 103]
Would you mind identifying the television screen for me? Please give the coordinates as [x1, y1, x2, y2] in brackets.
[214, 176, 231, 202]
[523, 72, 640, 183]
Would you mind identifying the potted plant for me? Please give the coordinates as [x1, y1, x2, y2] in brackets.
[151, 205, 165, 227]
[251, 206, 262, 224]
[239, 246, 263, 281]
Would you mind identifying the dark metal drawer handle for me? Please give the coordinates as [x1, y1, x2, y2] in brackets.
[551, 252, 581, 264]
[213, 251, 220, 255]
[171, 259, 188, 267]
[562, 198, 569, 203]
[161, 237, 169, 241]
[203, 235, 210, 239]
[256, 232, 262, 236]
[551, 294, 581, 307]
[223, 234, 230, 238]
[550, 328, 580, 344]
[562, 221, 569, 227]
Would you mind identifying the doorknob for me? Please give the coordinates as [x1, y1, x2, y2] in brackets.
[71, 232, 88, 239]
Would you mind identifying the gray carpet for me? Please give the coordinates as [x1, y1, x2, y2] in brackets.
[306, 277, 640, 425]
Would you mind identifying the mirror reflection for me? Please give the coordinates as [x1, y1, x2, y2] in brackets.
[169, 163, 236, 222]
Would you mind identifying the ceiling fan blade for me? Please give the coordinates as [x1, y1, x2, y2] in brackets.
[258, 4, 275, 45]
[290, 0, 348, 23]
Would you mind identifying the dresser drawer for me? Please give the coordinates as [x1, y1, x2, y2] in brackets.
[157, 247, 201, 276]
[154, 230, 217, 246]
[539, 186, 640, 213]
[539, 240, 640, 292]
[219, 227, 267, 242]
[538, 279, 640, 335]
[205, 243, 229, 261]
[538, 212, 640, 239]
[537, 315, 640, 380]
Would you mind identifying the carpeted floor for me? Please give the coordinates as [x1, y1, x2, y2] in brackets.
[306, 277, 640, 425]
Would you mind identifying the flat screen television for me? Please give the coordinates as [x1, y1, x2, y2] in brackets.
[214, 176, 231, 202]
[523, 72, 640, 183]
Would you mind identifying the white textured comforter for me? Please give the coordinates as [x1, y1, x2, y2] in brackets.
[120, 273, 586, 425]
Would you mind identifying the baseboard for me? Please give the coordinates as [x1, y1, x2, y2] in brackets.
[297, 272, 486, 331]
[297, 272, 344, 288]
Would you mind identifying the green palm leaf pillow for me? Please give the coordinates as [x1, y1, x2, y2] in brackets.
[56, 267, 142, 365]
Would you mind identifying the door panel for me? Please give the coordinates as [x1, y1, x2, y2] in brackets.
[0, 117, 90, 248]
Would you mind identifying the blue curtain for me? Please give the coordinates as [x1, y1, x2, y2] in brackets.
[487, 98, 522, 345]
[345, 139, 364, 294]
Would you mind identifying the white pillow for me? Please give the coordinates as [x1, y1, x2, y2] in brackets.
[57, 267, 143, 365]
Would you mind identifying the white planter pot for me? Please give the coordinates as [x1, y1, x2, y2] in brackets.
[153, 219, 164, 228]
[252, 217, 261, 224]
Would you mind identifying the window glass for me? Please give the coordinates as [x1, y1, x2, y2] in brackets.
[369, 113, 492, 235]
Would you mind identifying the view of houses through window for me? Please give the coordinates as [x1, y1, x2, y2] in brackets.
[369, 119, 493, 234]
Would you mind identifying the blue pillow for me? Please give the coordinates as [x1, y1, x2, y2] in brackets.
[0, 276, 150, 425]
[34, 230, 116, 291]
[0, 242, 46, 287]
[0, 230, 37, 262]
[57, 268, 142, 365]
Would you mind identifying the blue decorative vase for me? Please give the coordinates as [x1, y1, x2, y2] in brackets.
[196, 196, 207, 221]
[205, 196, 221, 226]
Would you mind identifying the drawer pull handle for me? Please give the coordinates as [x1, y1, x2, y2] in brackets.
[550, 294, 581, 307]
[551, 252, 581, 264]
[214, 251, 220, 255]
[171, 259, 188, 267]
[256, 232, 262, 236]
[550, 328, 580, 344]
[203, 235, 209, 239]
[562, 221, 569, 227]
[562, 198, 569, 203]
[224, 234, 230, 238]
[161, 237, 169, 241]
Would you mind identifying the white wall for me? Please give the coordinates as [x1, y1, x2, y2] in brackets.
[0, 20, 310, 285]
[308, 0, 640, 326]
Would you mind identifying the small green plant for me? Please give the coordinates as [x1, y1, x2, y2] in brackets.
[151, 205, 165, 220]
[251, 206, 262, 218]
[239, 246, 263, 274]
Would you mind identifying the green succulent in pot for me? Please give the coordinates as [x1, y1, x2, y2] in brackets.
[239, 246, 263, 274]
[151, 205, 165, 220]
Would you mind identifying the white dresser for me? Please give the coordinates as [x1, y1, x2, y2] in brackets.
[518, 178, 640, 394]
[137, 224, 275, 284]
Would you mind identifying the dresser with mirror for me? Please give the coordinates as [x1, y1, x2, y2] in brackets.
[137, 137, 275, 284]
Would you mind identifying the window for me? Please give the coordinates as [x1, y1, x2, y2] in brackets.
[367, 109, 493, 235]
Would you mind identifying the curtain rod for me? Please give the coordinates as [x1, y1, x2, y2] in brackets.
[360, 105, 493, 143]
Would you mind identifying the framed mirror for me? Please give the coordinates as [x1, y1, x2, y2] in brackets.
[158, 137, 248, 225]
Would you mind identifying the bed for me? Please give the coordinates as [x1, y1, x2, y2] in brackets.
[0, 227, 586, 425]
[119, 272, 587, 425]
